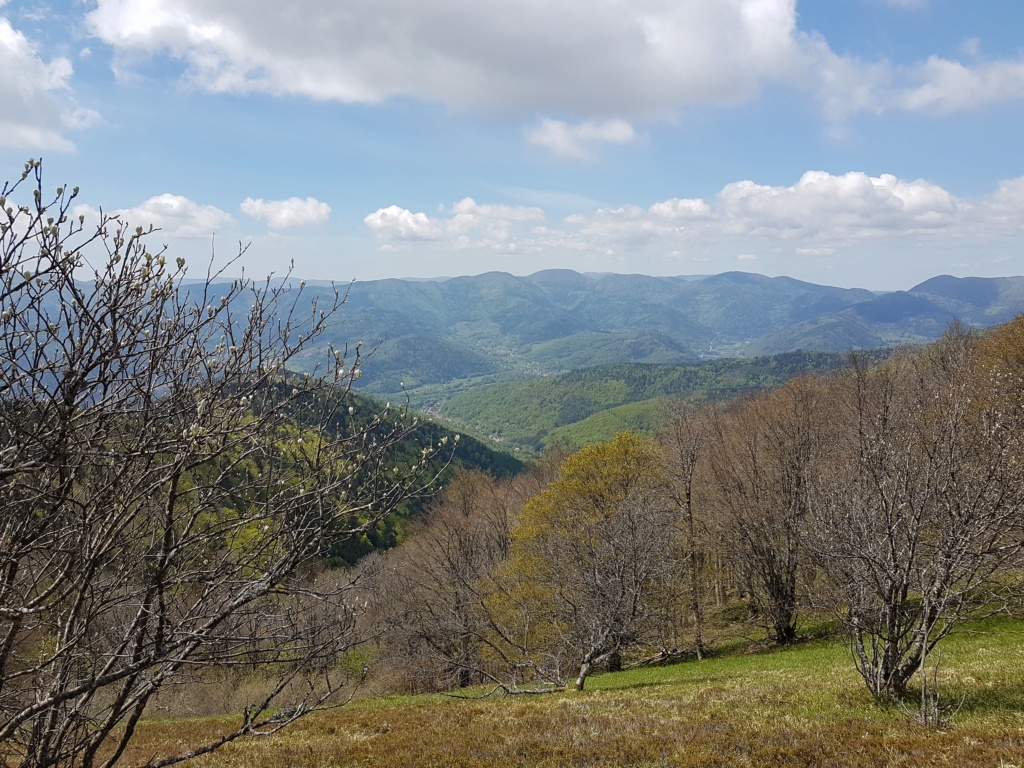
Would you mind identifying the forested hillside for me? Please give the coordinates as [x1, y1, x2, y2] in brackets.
[284, 387, 525, 564]
[433, 350, 890, 452]
[5, 166, 1022, 767]
[277, 271, 1024, 402]
[377, 316, 1024, 704]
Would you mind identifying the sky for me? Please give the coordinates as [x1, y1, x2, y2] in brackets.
[1, 0, 1023, 290]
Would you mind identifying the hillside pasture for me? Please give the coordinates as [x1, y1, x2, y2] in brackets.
[113, 617, 1024, 767]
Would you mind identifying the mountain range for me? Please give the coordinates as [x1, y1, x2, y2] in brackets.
[288, 270, 1024, 399]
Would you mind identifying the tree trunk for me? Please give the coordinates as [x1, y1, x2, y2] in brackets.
[576, 647, 604, 691]
[575, 660, 593, 691]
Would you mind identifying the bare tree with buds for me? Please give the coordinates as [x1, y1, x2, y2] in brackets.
[0, 161, 446, 767]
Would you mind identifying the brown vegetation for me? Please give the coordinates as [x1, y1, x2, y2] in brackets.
[0, 162, 446, 767]
[110, 616, 1024, 767]
[373, 317, 1024, 710]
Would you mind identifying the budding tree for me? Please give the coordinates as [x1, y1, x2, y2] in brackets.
[660, 404, 712, 659]
[704, 378, 825, 644]
[0, 161, 444, 767]
[811, 331, 1024, 701]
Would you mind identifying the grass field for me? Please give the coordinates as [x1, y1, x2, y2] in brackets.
[112, 616, 1024, 767]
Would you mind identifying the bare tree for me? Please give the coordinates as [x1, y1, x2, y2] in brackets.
[811, 331, 1024, 701]
[704, 378, 825, 645]
[378, 471, 515, 691]
[660, 405, 711, 659]
[373, 453, 563, 695]
[0, 161, 445, 767]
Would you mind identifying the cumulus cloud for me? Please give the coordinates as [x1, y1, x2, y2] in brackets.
[77, 194, 233, 238]
[75, 0, 1024, 150]
[650, 198, 713, 219]
[0, 15, 99, 150]
[525, 118, 636, 160]
[366, 198, 543, 251]
[364, 206, 443, 241]
[369, 171, 1024, 262]
[717, 171, 958, 240]
[83, 0, 1024, 132]
[85, 0, 804, 117]
[976, 176, 1024, 233]
[241, 196, 331, 230]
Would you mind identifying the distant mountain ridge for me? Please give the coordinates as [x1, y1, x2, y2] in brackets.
[281, 270, 1023, 400]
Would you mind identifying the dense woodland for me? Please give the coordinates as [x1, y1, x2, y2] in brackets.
[374, 318, 1024, 702]
[2, 162, 1023, 767]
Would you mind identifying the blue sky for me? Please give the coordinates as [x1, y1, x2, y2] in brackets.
[1, 0, 1023, 290]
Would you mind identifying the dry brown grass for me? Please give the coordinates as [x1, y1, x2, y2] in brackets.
[115, 617, 1024, 767]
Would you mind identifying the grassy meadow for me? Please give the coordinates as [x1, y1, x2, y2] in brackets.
[117, 616, 1024, 767]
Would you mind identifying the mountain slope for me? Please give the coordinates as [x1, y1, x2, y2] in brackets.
[438, 351, 875, 452]
[274, 270, 1022, 404]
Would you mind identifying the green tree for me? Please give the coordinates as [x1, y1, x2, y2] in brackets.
[493, 433, 675, 691]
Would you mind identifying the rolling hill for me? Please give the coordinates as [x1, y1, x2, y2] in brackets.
[284, 271, 1022, 404]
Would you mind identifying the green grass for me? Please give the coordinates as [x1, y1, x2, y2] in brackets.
[118, 616, 1024, 767]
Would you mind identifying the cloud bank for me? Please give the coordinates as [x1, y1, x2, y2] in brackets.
[85, 0, 1024, 137]
[366, 198, 544, 252]
[366, 171, 1024, 258]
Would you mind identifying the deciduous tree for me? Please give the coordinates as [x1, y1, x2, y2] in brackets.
[811, 330, 1024, 700]
[660, 405, 712, 659]
[704, 378, 824, 644]
[492, 433, 675, 691]
[0, 161, 444, 767]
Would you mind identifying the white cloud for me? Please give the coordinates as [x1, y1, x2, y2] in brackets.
[525, 118, 636, 160]
[717, 171, 958, 240]
[77, 194, 233, 239]
[86, 0, 803, 117]
[0, 15, 97, 150]
[370, 171, 1024, 262]
[650, 198, 712, 219]
[366, 198, 544, 251]
[241, 196, 331, 230]
[897, 56, 1024, 114]
[811, 41, 1024, 121]
[974, 176, 1024, 234]
[364, 206, 443, 241]
[83, 0, 1024, 140]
